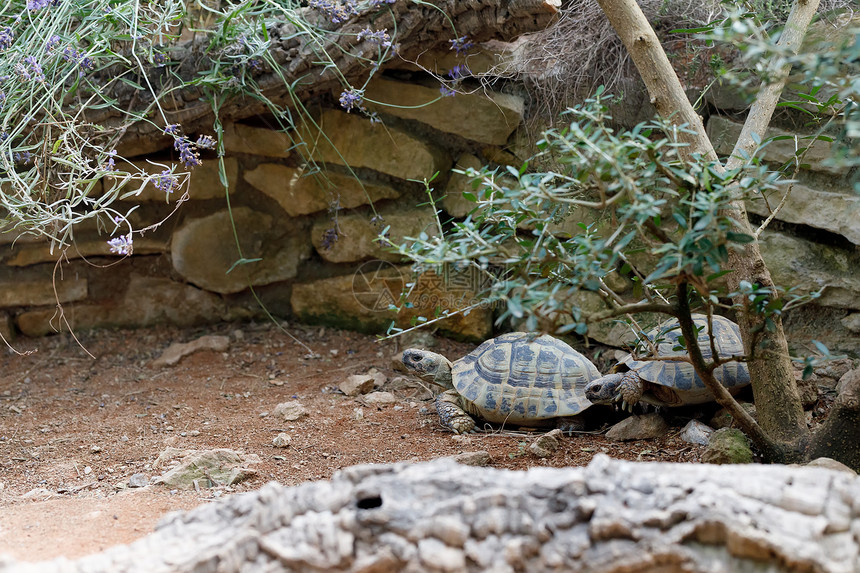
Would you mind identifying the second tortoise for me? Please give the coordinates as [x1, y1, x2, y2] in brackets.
[585, 314, 750, 411]
[401, 332, 601, 434]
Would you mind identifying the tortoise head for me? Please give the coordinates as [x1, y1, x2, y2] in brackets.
[584, 372, 626, 405]
[401, 349, 454, 389]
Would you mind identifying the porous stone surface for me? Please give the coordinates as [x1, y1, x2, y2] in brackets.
[299, 110, 451, 181]
[6, 455, 860, 572]
[243, 165, 400, 216]
[708, 116, 842, 175]
[15, 274, 246, 337]
[604, 413, 669, 441]
[746, 184, 860, 246]
[759, 229, 860, 310]
[310, 206, 437, 263]
[222, 122, 293, 158]
[171, 206, 311, 294]
[290, 265, 493, 341]
[364, 78, 525, 145]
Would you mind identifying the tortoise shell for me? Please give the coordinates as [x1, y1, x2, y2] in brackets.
[451, 332, 600, 424]
[621, 314, 750, 404]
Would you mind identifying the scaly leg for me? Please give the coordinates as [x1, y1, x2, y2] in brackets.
[435, 390, 476, 434]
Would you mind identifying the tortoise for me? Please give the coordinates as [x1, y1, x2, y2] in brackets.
[584, 314, 750, 411]
[401, 332, 601, 434]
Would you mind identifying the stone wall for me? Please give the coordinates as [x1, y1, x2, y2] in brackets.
[0, 45, 857, 356]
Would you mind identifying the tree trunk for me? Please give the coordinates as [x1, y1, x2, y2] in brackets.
[595, 0, 819, 449]
[6, 457, 858, 572]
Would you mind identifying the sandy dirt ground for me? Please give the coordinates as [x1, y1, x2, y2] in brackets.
[1, 321, 731, 563]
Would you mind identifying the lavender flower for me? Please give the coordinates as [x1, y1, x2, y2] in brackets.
[0, 27, 13, 50]
[320, 227, 338, 250]
[448, 64, 471, 80]
[339, 88, 364, 112]
[449, 35, 474, 55]
[102, 149, 116, 171]
[27, 0, 52, 10]
[0, 92, 5, 111]
[151, 52, 169, 67]
[163, 124, 180, 136]
[62, 46, 94, 75]
[440, 85, 456, 97]
[107, 234, 133, 256]
[45, 34, 61, 53]
[154, 170, 178, 195]
[13, 151, 32, 164]
[309, 0, 358, 24]
[368, 0, 396, 6]
[195, 134, 216, 150]
[357, 28, 392, 48]
[174, 137, 201, 168]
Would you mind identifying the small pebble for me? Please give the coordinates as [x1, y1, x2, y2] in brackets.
[128, 473, 148, 488]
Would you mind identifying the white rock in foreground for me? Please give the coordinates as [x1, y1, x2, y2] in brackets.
[2, 455, 859, 572]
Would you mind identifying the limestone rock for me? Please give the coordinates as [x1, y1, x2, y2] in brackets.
[759, 229, 860, 310]
[290, 264, 492, 341]
[805, 457, 857, 475]
[243, 165, 400, 216]
[222, 122, 293, 158]
[747, 184, 860, 245]
[679, 419, 714, 446]
[0, 272, 87, 307]
[841, 312, 860, 333]
[13, 455, 860, 573]
[171, 206, 311, 294]
[604, 413, 669, 441]
[708, 116, 842, 175]
[362, 391, 397, 405]
[299, 110, 451, 181]
[311, 206, 437, 263]
[151, 335, 231, 368]
[837, 368, 860, 398]
[529, 429, 563, 458]
[3, 235, 169, 267]
[441, 154, 484, 218]
[272, 433, 292, 448]
[340, 374, 375, 396]
[0, 312, 13, 342]
[702, 427, 753, 464]
[16, 274, 247, 337]
[273, 401, 308, 422]
[364, 78, 524, 145]
[447, 450, 491, 467]
[108, 157, 238, 201]
[152, 448, 259, 489]
[128, 473, 149, 488]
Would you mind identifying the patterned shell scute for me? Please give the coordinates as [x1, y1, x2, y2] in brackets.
[622, 314, 750, 391]
[451, 333, 601, 423]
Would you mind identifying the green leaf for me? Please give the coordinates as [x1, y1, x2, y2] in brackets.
[226, 257, 262, 274]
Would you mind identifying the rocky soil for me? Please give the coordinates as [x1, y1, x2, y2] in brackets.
[0, 321, 842, 563]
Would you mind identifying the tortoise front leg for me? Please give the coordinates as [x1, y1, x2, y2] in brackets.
[435, 390, 476, 434]
[616, 371, 644, 412]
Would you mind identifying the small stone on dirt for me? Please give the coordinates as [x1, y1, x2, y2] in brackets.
[679, 420, 714, 446]
[529, 429, 563, 458]
[605, 413, 669, 441]
[448, 450, 491, 466]
[273, 400, 308, 421]
[272, 432, 291, 448]
[702, 427, 752, 464]
[152, 448, 260, 489]
[151, 335, 231, 368]
[363, 391, 397, 405]
[804, 457, 857, 475]
[340, 374, 375, 396]
[128, 473, 149, 488]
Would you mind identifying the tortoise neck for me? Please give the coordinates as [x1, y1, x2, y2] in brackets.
[434, 356, 454, 389]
